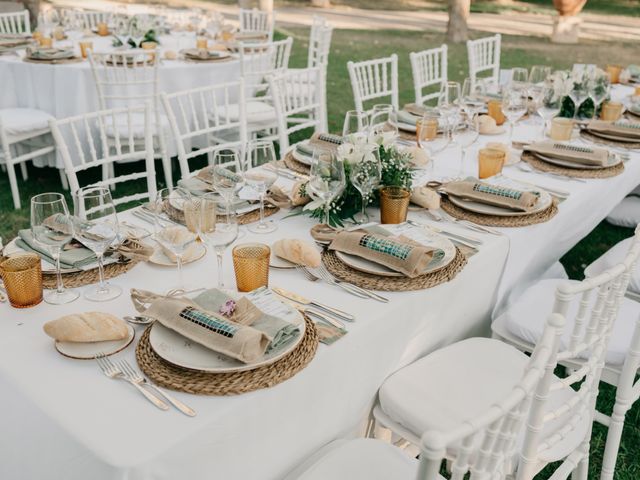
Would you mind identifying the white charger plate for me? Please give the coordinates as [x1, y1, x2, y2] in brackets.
[335, 227, 456, 278]
[55, 324, 135, 360]
[448, 187, 552, 217]
[149, 242, 207, 267]
[533, 151, 621, 170]
[148, 294, 305, 373]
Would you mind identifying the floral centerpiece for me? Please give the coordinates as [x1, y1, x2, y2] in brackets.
[302, 131, 413, 227]
[112, 16, 160, 48]
[555, 67, 610, 119]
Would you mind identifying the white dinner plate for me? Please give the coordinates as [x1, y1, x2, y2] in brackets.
[148, 242, 207, 267]
[291, 142, 314, 165]
[533, 151, 621, 170]
[585, 129, 640, 144]
[270, 249, 297, 269]
[148, 294, 305, 373]
[335, 226, 456, 278]
[448, 187, 552, 218]
[55, 324, 135, 360]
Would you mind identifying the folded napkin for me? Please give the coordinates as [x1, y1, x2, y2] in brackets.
[444, 179, 539, 212]
[396, 109, 421, 127]
[267, 181, 310, 208]
[27, 47, 74, 60]
[295, 142, 315, 158]
[524, 140, 609, 167]
[587, 120, 640, 140]
[403, 103, 431, 117]
[193, 289, 300, 352]
[411, 186, 441, 210]
[182, 48, 226, 61]
[329, 230, 444, 278]
[307, 133, 343, 153]
[16, 229, 97, 269]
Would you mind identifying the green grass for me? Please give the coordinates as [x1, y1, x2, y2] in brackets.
[1, 25, 639, 478]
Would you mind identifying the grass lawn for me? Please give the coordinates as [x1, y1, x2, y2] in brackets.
[1, 25, 639, 478]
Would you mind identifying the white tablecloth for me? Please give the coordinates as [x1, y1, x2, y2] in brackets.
[1, 85, 639, 480]
[0, 34, 242, 168]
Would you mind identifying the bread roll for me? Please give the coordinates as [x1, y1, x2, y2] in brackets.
[44, 312, 129, 343]
[411, 186, 441, 210]
[273, 239, 321, 268]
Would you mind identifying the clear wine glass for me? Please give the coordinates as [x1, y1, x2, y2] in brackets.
[502, 87, 528, 144]
[510, 67, 529, 91]
[438, 81, 461, 141]
[212, 149, 244, 219]
[539, 83, 563, 137]
[114, 15, 131, 47]
[369, 104, 395, 136]
[30, 193, 79, 305]
[307, 149, 346, 227]
[200, 193, 239, 288]
[245, 140, 278, 234]
[129, 15, 148, 48]
[569, 83, 589, 121]
[73, 186, 122, 302]
[529, 65, 551, 85]
[589, 72, 610, 119]
[343, 110, 369, 139]
[349, 146, 381, 224]
[452, 118, 479, 178]
[460, 77, 486, 119]
[154, 187, 197, 292]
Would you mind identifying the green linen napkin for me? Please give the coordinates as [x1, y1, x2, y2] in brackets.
[295, 142, 314, 158]
[397, 109, 421, 127]
[16, 229, 97, 269]
[177, 177, 212, 197]
[193, 289, 300, 353]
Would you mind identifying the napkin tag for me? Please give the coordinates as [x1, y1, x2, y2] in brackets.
[245, 287, 299, 324]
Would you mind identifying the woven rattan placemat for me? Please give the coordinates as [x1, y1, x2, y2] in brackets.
[522, 151, 625, 179]
[135, 316, 318, 395]
[579, 130, 640, 151]
[23, 56, 83, 65]
[164, 202, 279, 226]
[440, 196, 558, 227]
[321, 247, 467, 292]
[283, 152, 311, 175]
[42, 260, 139, 289]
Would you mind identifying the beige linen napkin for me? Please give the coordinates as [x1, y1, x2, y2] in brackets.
[587, 120, 640, 140]
[308, 133, 343, 153]
[444, 179, 539, 212]
[266, 180, 310, 208]
[329, 230, 442, 278]
[524, 141, 609, 167]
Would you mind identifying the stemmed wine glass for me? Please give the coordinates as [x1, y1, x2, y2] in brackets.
[569, 82, 589, 121]
[460, 78, 486, 119]
[452, 117, 479, 178]
[244, 140, 278, 234]
[369, 104, 398, 139]
[129, 15, 149, 48]
[502, 87, 528, 144]
[114, 15, 131, 47]
[73, 187, 122, 302]
[307, 150, 346, 227]
[349, 146, 381, 224]
[528, 66, 552, 124]
[30, 193, 79, 305]
[200, 193, 239, 288]
[438, 81, 461, 141]
[153, 188, 197, 292]
[539, 83, 563, 137]
[588, 72, 610, 119]
[510, 67, 529, 90]
[343, 110, 369, 139]
[212, 149, 244, 219]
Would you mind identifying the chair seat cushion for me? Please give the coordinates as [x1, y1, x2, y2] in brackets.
[585, 236, 640, 295]
[0, 108, 54, 136]
[497, 279, 639, 366]
[291, 439, 420, 480]
[606, 195, 640, 228]
[105, 112, 169, 139]
[378, 337, 590, 464]
[217, 100, 276, 124]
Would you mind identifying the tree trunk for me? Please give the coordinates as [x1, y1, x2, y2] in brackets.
[22, 0, 40, 28]
[446, 0, 470, 43]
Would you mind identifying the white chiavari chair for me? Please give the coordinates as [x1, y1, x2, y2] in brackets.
[491, 226, 640, 479]
[161, 80, 247, 180]
[284, 313, 563, 480]
[0, 108, 60, 209]
[409, 44, 448, 106]
[347, 54, 399, 113]
[268, 67, 323, 153]
[231, 38, 292, 139]
[239, 8, 275, 41]
[0, 10, 30, 35]
[75, 11, 113, 30]
[49, 104, 157, 207]
[467, 33, 501, 89]
[88, 50, 173, 189]
[606, 186, 640, 228]
[373, 226, 640, 480]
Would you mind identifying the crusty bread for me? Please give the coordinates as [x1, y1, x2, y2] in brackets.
[43, 312, 128, 343]
[273, 239, 321, 268]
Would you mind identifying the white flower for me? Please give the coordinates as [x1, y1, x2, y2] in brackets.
[303, 198, 325, 212]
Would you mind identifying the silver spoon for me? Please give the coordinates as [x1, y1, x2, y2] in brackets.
[123, 315, 155, 326]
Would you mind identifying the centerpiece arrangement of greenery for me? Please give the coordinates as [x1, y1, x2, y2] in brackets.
[302, 131, 413, 227]
[553, 67, 610, 119]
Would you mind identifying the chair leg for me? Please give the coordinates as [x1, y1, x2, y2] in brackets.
[600, 399, 632, 480]
[572, 456, 589, 480]
[58, 169, 69, 190]
[161, 152, 173, 189]
[19, 161, 28, 180]
[109, 163, 116, 191]
[7, 163, 21, 210]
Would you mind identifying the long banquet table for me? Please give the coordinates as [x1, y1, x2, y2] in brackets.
[1, 84, 639, 480]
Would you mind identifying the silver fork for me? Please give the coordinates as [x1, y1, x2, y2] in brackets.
[118, 359, 196, 417]
[297, 265, 367, 299]
[96, 354, 169, 410]
[312, 265, 390, 303]
[437, 209, 502, 236]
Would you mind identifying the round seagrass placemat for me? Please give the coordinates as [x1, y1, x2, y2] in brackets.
[440, 196, 558, 228]
[579, 130, 640, 151]
[135, 316, 318, 395]
[283, 151, 311, 175]
[42, 260, 139, 289]
[522, 151, 625, 179]
[164, 202, 279, 226]
[321, 247, 467, 292]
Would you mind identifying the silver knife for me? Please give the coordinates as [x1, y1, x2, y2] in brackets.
[278, 298, 346, 330]
[273, 287, 355, 322]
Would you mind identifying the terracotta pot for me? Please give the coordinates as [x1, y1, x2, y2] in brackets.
[553, 0, 587, 16]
